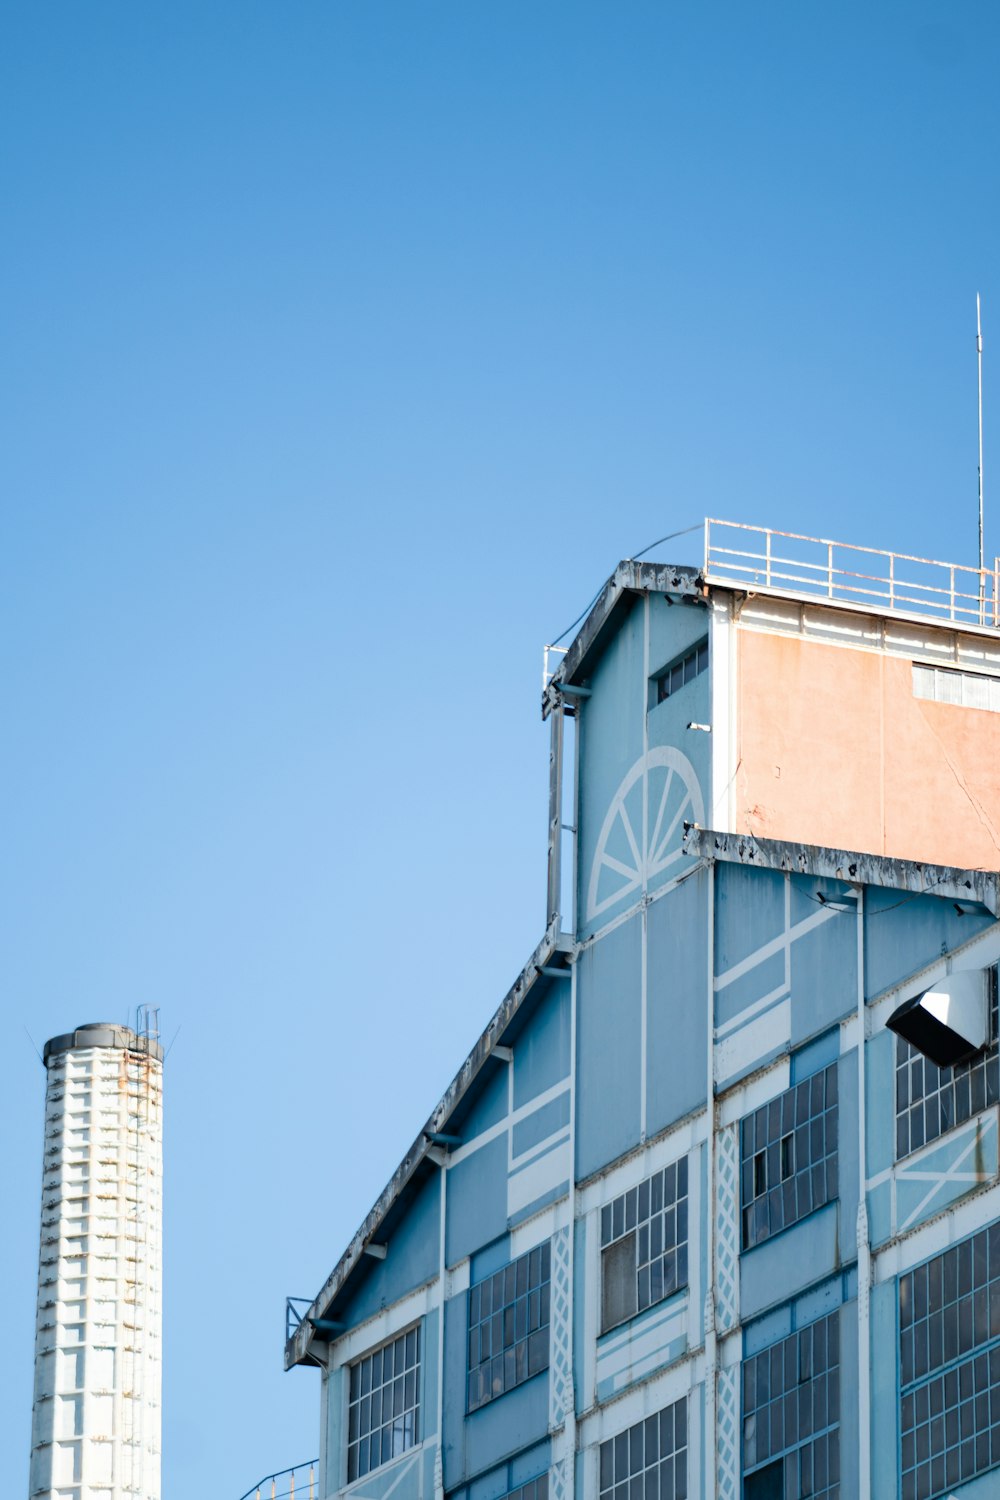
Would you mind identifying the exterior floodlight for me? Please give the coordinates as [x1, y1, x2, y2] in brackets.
[886, 970, 990, 1068]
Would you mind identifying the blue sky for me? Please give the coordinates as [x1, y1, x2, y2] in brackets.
[2, 2, 999, 1492]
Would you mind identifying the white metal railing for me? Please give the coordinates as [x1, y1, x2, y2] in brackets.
[542, 644, 568, 692]
[237, 1462, 318, 1500]
[704, 518, 1000, 629]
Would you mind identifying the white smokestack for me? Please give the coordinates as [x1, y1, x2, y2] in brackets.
[29, 1021, 163, 1500]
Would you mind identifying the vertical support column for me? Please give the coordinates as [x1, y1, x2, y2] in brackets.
[550, 952, 578, 1500]
[434, 1158, 448, 1500]
[547, 707, 564, 930]
[708, 594, 737, 834]
[704, 866, 718, 1500]
[856, 888, 872, 1500]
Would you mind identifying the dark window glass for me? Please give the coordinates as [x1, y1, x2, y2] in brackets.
[505, 1478, 548, 1500]
[740, 1066, 838, 1250]
[600, 1398, 687, 1500]
[601, 1157, 689, 1333]
[654, 640, 708, 705]
[467, 1242, 550, 1412]
[742, 1313, 840, 1500]
[896, 973, 999, 1160]
[348, 1326, 420, 1481]
[900, 1224, 1000, 1498]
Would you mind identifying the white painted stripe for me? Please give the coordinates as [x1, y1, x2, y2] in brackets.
[715, 981, 790, 1040]
[714, 904, 837, 990]
[511, 1127, 572, 1174]
[597, 1299, 685, 1363]
[507, 1138, 572, 1218]
[715, 1000, 790, 1084]
[446, 1081, 571, 1167]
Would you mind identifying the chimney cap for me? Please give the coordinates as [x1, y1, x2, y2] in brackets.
[43, 1022, 164, 1066]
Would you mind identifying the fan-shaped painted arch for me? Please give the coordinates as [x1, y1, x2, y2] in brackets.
[586, 746, 705, 922]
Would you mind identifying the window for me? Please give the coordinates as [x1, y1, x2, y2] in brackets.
[467, 1242, 550, 1412]
[653, 640, 708, 706]
[896, 973, 999, 1159]
[599, 1397, 687, 1500]
[741, 1065, 838, 1250]
[600, 1158, 689, 1334]
[348, 1326, 420, 1481]
[742, 1312, 840, 1499]
[899, 1224, 1000, 1499]
[913, 662, 1000, 714]
[504, 1479, 548, 1500]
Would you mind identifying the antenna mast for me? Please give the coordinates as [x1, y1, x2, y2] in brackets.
[978, 292, 984, 577]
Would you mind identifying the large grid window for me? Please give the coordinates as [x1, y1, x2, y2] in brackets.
[467, 1242, 550, 1412]
[895, 975, 999, 1159]
[899, 1224, 1000, 1499]
[742, 1312, 840, 1500]
[741, 1065, 838, 1250]
[600, 1157, 689, 1333]
[348, 1326, 420, 1482]
[599, 1397, 687, 1500]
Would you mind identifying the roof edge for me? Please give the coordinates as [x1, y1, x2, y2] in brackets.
[285, 918, 564, 1371]
[542, 561, 704, 719]
[682, 825, 1000, 915]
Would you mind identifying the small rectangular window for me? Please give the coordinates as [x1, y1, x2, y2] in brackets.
[780, 1134, 795, 1181]
[600, 1157, 689, 1334]
[913, 662, 1000, 713]
[652, 639, 708, 707]
[467, 1242, 550, 1412]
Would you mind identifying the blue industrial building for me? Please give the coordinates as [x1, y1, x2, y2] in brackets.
[286, 524, 1000, 1500]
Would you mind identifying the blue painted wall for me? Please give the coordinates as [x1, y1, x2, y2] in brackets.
[864, 891, 993, 1000]
[446, 1134, 508, 1267]
[337, 1172, 441, 1329]
[646, 870, 709, 1134]
[512, 981, 570, 1111]
[575, 914, 642, 1180]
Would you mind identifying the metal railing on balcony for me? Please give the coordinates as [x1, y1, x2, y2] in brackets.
[238, 1461, 319, 1500]
[702, 518, 1000, 628]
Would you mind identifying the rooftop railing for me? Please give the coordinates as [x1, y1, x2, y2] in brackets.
[702, 518, 1000, 629]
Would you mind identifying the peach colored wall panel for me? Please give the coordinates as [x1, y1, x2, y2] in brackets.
[736, 631, 1000, 870]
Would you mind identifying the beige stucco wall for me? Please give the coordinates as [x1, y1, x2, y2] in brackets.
[736, 629, 1000, 869]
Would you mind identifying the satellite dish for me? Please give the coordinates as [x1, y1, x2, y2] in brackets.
[886, 969, 990, 1068]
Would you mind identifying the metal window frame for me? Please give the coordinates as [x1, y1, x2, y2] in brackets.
[740, 1064, 839, 1250]
[895, 973, 1000, 1161]
[898, 1223, 1000, 1500]
[741, 1311, 841, 1499]
[598, 1396, 688, 1500]
[346, 1323, 422, 1483]
[651, 637, 709, 707]
[599, 1157, 690, 1334]
[466, 1242, 551, 1413]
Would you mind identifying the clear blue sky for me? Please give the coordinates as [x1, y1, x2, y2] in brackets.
[2, 2, 999, 1492]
